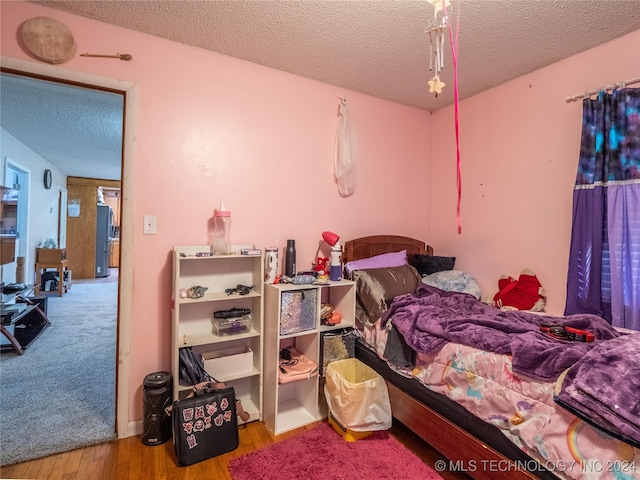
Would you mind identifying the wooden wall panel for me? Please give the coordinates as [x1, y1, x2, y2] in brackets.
[65, 177, 120, 279]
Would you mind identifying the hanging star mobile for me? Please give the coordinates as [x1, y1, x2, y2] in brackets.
[425, 0, 450, 96]
[428, 76, 446, 94]
[425, 0, 464, 234]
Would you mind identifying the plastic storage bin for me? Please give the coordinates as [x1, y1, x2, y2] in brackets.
[213, 314, 251, 336]
[324, 358, 392, 438]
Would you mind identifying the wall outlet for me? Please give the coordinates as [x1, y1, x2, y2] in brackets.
[143, 215, 157, 235]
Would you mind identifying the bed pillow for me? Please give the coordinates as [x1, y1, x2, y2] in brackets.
[344, 250, 408, 277]
[352, 264, 421, 325]
[421, 270, 481, 299]
[411, 254, 456, 276]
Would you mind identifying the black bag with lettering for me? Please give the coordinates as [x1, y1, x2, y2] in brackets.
[172, 383, 239, 466]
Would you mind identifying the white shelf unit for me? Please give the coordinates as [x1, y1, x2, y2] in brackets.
[171, 246, 264, 425]
[263, 280, 356, 436]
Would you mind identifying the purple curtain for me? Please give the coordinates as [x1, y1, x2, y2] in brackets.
[565, 88, 640, 331]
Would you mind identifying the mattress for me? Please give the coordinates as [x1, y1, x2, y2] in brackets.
[355, 338, 559, 479]
[357, 323, 640, 480]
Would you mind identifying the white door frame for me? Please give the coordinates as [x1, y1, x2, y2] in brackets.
[57, 186, 68, 249]
[2, 56, 137, 438]
[4, 159, 30, 271]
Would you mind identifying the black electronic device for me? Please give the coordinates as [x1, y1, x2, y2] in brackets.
[1, 310, 15, 325]
[141, 371, 172, 446]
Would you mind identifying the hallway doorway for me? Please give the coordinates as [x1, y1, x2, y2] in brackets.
[0, 68, 126, 463]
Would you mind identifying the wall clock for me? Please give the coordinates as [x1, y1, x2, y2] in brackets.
[44, 169, 52, 189]
[20, 16, 76, 65]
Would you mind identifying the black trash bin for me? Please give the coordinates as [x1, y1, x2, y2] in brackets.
[142, 371, 173, 445]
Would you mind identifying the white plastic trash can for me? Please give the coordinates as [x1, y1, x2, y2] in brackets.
[324, 358, 392, 438]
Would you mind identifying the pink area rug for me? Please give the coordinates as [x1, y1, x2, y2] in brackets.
[228, 422, 443, 480]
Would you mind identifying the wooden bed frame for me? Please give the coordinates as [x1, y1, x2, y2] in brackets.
[343, 234, 433, 266]
[344, 235, 544, 480]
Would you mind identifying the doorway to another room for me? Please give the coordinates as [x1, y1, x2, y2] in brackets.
[0, 69, 126, 465]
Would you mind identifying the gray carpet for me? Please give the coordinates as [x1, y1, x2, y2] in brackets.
[0, 281, 117, 466]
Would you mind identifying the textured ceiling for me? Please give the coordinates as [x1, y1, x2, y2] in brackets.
[0, 73, 124, 181]
[29, 0, 640, 111]
[2, 0, 640, 180]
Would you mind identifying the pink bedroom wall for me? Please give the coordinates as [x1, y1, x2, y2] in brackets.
[429, 29, 640, 315]
[1, 1, 431, 423]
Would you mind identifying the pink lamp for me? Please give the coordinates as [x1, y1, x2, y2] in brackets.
[313, 231, 340, 272]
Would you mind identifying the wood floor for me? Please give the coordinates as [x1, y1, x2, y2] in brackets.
[0, 419, 472, 480]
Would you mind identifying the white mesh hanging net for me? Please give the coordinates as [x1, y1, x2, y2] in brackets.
[334, 100, 359, 197]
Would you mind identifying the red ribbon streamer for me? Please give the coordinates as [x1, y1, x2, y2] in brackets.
[447, 10, 462, 234]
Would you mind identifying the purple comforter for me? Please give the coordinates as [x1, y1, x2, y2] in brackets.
[555, 333, 640, 447]
[382, 285, 620, 382]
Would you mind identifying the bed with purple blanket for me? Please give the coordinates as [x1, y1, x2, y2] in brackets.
[344, 235, 640, 480]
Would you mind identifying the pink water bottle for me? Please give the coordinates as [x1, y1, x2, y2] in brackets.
[212, 201, 231, 255]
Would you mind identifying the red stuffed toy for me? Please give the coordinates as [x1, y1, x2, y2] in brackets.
[315, 257, 329, 275]
[492, 269, 546, 311]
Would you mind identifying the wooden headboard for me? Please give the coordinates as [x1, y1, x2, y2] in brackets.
[343, 235, 433, 265]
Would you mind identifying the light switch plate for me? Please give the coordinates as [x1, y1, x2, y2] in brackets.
[143, 215, 157, 235]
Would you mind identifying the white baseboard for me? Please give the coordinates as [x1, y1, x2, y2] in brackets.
[124, 420, 143, 438]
